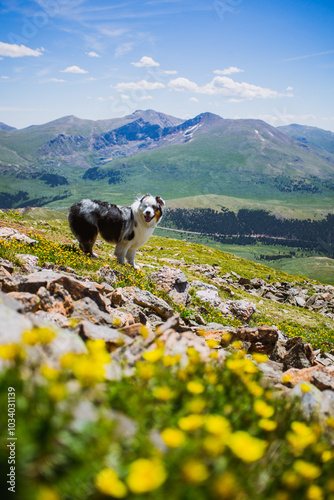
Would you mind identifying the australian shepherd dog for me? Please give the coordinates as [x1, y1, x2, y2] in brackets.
[68, 194, 165, 268]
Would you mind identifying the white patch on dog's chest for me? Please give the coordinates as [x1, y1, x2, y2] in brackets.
[130, 225, 154, 248]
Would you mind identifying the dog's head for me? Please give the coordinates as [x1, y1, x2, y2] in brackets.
[138, 194, 165, 225]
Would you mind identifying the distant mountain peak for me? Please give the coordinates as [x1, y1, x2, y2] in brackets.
[0, 122, 16, 131]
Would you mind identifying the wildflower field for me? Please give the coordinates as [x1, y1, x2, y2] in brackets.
[0, 210, 334, 500]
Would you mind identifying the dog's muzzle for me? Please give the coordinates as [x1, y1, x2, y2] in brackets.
[144, 213, 154, 223]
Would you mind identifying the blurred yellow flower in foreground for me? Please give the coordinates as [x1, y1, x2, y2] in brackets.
[126, 458, 167, 494]
[182, 459, 209, 484]
[153, 385, 175, 401]
[254, 400, 275, 418]
[95, 468, 127, 498]
[178, 414, 204, 432]
[293, 460, 322, 480]
[227, 431, 268, 463]
[36, 487, 60, 500]
[143, 347, 164, 363]
[0, 343, 25, 361]
[187, 380, 205, 394]
[161, 428, 186, 448]
[22, 327, 56, 345]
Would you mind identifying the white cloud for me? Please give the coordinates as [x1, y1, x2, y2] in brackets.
[61, 65, 88, 74]
[131, 56, 160, 67]
[214, 67, 244, 75]
[163, 70, 178, 74]
[1, 76, 9, 80]
[189, 97, 199, 102]
[48, 78, 66, 83]
[140, 95, 153, 100]
[121, 94, 130, 99]
[87, 51, 100, 58]
[168, 75, 292, 100]
[168, 77, 199, 92]
[115, 42, 134, 58]
[0, 42, 44, 58]
[114, 80, 165, 91]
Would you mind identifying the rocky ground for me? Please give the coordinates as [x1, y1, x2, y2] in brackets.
[1, 223, 334, 421]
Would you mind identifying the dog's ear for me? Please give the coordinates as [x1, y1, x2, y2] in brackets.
[140, 194, 151, 203]
[156, 196, 165, 207]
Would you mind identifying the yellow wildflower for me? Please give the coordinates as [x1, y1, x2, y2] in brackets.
[86, 339, 110, 365]
[140, 325, 149, 338]
[187, 380, 205, 394]
[0, 343, 25, 361]
[227, 431, 268, 463]
[252, 353, 268, 363]
[254, 400, 275, 418]
[286, 421, 317, 453]
[221, 332, 232, 344]
[95, 468, 127, 498]
[204, 414, 231, 437]
[187, 346, 200, 363]
[206, 339, 220, 348]
[186, 397, 206, 414]
[206, 372, 218, 384]
[48, 383, 67, 402]
[213, 472, 239, 499]
[306, 485, 323, 500]
[143, 347, 164, 363]
[22, 327, 55, 345]
[203, 436, 226, 456]
[60, 352, 78, 369]
[40, 365, 59, 381]
[72, 356, 106, 386]
[36, 487, 60, 500]
[321, 450, 332, 462]
[282, 470, 301, 490]
[161, 428, 186, 448]
[162, 354, 181, 366]
[153, 386, 175, 401]
[247, 381, 264, 397]
[136, 361, 155, 380]
[300, 383, 311, 393]
[178, 414, 204, 432]
[326, 417, 334, 429]
[282, 374, 292, 384]
[258, 419, 277, 431]
[182, 460, 209, 484]
[126, 458, 167, 494]
[293, 460, 322, 480]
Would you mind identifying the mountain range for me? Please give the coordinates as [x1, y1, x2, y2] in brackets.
[0, 110, 334, 211]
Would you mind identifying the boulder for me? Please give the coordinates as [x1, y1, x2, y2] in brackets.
[150, 266, 190, 306]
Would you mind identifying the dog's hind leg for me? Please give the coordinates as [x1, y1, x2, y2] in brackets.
[79, 234, 98, 256]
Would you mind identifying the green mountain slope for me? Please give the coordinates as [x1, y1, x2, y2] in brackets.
[279, 123, 334, 155]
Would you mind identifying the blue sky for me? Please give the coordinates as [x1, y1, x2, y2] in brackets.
[0, 0, 333, 130]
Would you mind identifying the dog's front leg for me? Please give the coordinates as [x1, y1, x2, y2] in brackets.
[114, 241, 129, 265]
[125, 248, 139, 269]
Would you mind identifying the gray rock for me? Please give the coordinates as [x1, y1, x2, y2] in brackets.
[150, 266, 190, 306]
[134, 288, 174, 319]
[196, 288, 221, 307]
[78, 320, 133, 350]
[227, 299, 256, 323]
[71, 297, 115, 326]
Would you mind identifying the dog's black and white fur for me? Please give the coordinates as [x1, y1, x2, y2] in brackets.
[68, 194, 165, 268]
